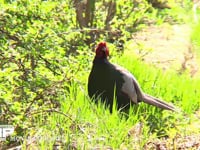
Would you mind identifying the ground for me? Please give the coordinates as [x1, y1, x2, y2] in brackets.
[132, 23, 200, 78]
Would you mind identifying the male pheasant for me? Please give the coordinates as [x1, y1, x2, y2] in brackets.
[88, 42, 175, 112]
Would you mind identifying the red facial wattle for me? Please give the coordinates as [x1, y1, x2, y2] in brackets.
[95, 42, 109, 58]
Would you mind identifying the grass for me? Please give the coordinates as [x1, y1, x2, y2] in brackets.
[17, 50, 200, 149]
[190, 8, 200, 77]
[191, 21, 200, 58]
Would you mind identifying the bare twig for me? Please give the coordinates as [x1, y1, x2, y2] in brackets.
[74, 0, 86, 28]
[85, 0, 95, 27]
[26, 109, 74, 121]
[105, 1, 116, 30]
[57, 28, 120, 36]
[38, 54, 62, 76]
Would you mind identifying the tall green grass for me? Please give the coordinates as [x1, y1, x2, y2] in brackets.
[191, 21, 200, 58]
[21, 51, 200, 149]
[115, 53, 200, 113]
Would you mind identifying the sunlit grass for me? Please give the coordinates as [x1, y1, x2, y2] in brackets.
[21, 50, 200, 149]
[191, 20, 200, 58]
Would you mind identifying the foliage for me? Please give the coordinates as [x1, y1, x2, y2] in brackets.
[0, 0, 154, 127]
[0, 0, 89, 130]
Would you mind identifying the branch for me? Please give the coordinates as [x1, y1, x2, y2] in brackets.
[105, 1, 116, 30]
[26, 109, 74, 121]
[38, 55, 62, 76]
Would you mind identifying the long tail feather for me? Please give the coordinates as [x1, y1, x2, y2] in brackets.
[142, 93, 176, 111]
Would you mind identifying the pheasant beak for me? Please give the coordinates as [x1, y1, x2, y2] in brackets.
[102, 47, 109, 56]
[102, 47, 107, 52]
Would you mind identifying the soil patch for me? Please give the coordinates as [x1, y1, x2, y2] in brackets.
[132, 24, 199, 77]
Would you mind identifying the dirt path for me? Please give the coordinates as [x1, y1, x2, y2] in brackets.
[132, 24, 199, 77]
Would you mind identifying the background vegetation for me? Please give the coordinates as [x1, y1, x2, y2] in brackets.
[0, 0, 200, 149]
